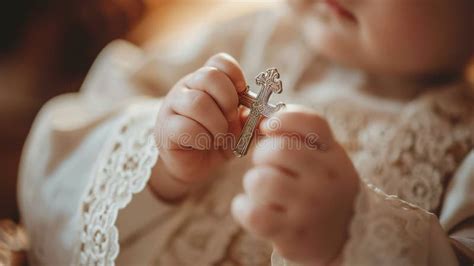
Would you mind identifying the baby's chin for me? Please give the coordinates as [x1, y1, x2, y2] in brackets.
[300, 17, 438, 79]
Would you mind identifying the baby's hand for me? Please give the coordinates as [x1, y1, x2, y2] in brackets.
[152, 53, 246, 201]
[232, 106, 360, 266]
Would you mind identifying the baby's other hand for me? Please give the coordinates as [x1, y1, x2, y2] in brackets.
[232, 105, 360, 266]
[152, 53, 246, 201]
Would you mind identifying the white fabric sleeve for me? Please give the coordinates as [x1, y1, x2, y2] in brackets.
[14, 42, 163, 266]
[343, 151, 474, 266]
[18, 88, 164, 266]
[440, 151, 474, 263]
[342, 182, 457, 266]
[75, 100, 161, 265]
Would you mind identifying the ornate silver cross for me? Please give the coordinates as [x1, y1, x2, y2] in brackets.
[233, 68, 285, 157]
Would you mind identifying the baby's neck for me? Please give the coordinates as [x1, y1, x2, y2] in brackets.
[361, 71, 464, 101]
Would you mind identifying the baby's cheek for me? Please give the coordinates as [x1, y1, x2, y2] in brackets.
[359, 0, 473, 74]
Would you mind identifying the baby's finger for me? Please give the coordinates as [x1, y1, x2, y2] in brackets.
[243, 166, 298, 209]
[205, 53, 247, 93]
[259, 105, 334, 147]
[170, 87, 228, 138]
[231, 194, 287, 240]
[159, 148, 212, 183]
[162, 114, 212, 150]
[258, 111, 350, 179]
[253, 136, 323, 177]
[186, 67, 239, 122]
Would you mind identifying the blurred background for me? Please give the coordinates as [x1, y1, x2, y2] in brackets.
[0, 0, 276, 222]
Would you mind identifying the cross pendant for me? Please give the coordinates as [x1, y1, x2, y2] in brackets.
[233, 68, 285, 157]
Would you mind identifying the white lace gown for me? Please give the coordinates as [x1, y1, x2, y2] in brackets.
[18, 8, 474, 266]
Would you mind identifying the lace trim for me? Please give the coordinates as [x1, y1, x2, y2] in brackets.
[343, 182, 432, 266]
[77, 113, 158, 266]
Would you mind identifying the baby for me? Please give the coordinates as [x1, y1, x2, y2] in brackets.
[151, 0, 474, 265]
[18, 0, 474, 265]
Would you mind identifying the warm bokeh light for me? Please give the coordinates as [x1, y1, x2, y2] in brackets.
[468, 59, 474, 86]
[131, 0, 284, 49]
